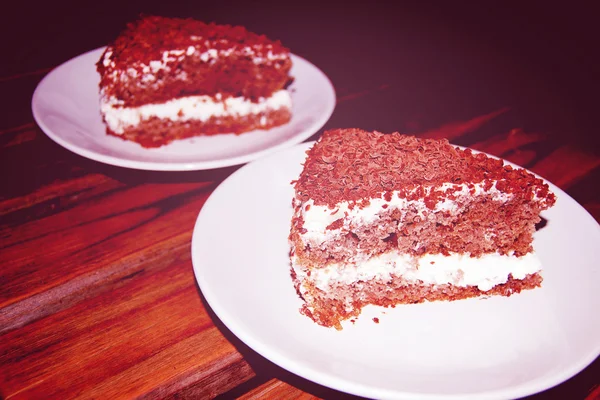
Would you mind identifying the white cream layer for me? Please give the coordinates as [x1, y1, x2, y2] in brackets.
[100, 90, 291, 134]
[296, 181, 554, 247]
[300, 183, 509, 241]
[292, 251, 541, 292]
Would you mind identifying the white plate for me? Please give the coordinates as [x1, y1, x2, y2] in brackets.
[31, 48, 335, 171]
[191, 142, 600, 399]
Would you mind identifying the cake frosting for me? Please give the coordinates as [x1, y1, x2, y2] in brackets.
[101, 90, 291, 134]
[296, 181, 535, 243]
[293, 250, 541, 294]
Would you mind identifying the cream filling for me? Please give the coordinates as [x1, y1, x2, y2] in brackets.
[100, 90, 291, 134]
[300, 183, 508, 238]
[292, 251, 542, 293]
[296, 182, 549, 246]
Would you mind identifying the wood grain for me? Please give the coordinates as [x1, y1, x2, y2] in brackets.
[238, 379, 321, 400]
[0, 184, 213, 308]
[1, 4, 598, 398]
[1, 110, 598, 399]
[0, 260, 255, 399]
[1, 111, 598, 399]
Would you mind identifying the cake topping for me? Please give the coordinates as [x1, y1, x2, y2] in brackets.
[97, 16, 289, 70]
[97, 16, 293, 107]
[294, 129, 555, 207]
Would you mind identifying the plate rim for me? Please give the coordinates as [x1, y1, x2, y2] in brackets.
[31, 47, 336, 171]
[191, 141, 600, 400]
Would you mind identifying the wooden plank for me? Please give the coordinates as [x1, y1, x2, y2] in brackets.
[585, 384, 600, 400]
[530, 146, 600, 189]
[0, 229, 190, 334]
[86, 329, 254, 400]
[1, 181, 210, 247]
[0, 123, 36, 136]
[0, 68, 53, 83]
[419, 108, 510, 141]
[0, 137, 90, 204]
[0, 187, 210, 316]
[0, 173, 120, 219]
[0, 260, 254, 399]
[582, 202, 600, 222]
[0, 124, 37, 148]
[336, 84, 390, 104]
[237, 379, 321, 400]
[469, 128, 547, 160]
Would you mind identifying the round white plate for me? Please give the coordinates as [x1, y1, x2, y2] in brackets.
[31, 47, 335, 171]
[192, 142, 600, 400]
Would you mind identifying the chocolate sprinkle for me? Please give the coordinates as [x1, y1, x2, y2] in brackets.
[97, 16, 289, 68]
[294, 129, 556, 208]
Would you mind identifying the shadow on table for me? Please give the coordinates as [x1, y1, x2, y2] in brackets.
[194, 286, 369, 400]
[76, 154, 245, 186]
[2, 128, 246, 201]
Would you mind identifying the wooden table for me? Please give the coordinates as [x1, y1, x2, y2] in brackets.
[1, 2, 598, 399]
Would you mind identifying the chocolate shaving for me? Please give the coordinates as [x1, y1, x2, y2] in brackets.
[293, 129, 556, 208]
[96, 16, 289, 69]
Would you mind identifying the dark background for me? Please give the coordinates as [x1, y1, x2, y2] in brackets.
[1, 1, 597, 399]
[1, 1, 598, 152]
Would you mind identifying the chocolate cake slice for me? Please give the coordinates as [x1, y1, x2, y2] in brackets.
[96, 16, 293, 147]
[289, 129, 556, 329]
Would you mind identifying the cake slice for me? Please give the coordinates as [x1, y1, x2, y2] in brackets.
[96, 16, 293, 147]
[289, 129, 556, 329]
